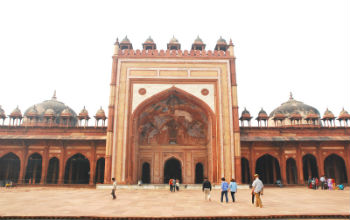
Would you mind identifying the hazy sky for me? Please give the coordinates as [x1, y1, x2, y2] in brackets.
[0, 0, 348, 126]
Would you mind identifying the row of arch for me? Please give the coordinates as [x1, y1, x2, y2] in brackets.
[241, 153, 348, 184]
[141, 158, 205, 184]
[0, 153, 105, 184]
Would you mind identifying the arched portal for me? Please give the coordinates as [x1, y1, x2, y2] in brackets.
[64, 153, 90, 184]
[195, 163, 204, 183]
[25, 153, 42, 184]
[164, 158, 182, 183]
[302, 154, 318, 181]
[95, 158, 105, 184]
[0, 153, 20, 183]
[255, 154, 281, 184]
[46, 157, 59, 184]
[324, 154, 348, 184]
[141, 162, 151, 184]
[286, 158, 297, 184]
[128, 87, 217, 184]
[241, 157, 251, 184]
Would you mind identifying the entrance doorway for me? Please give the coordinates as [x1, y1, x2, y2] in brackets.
[141, 162, 151, 184]
[324, 154, 348, 184]
[255, 154, 281, 184]
[195, 163, 204, 183]
[164, 158, 182, 183]
[302, 154, 318, 181]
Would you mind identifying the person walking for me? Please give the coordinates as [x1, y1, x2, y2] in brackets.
[111, 177, 117, 200]
[229, 179, 237, 202]
[252, 174, 264, 208]
[175, 179, 180, 191]
[202, 177, 212, 201]
[172, 178, 176, 192]
[220, 177, 229, 203]
[169, 178, 174, 192]
[320, 175, 326, 190]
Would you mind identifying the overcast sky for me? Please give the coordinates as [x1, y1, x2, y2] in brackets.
[0, 0, 348, 126]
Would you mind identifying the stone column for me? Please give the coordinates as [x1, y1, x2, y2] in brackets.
[40, 147, 48, 184]
[89, 144, 96, 185]
[279, 145, 287, 184]
[105, 56, 118, 184]
[229, 57, 241, 183]
[58, 143, 65, 184]
[19, 146, 28, 184]
[296, 144, 304, 184]
[316, 143, 323, 177]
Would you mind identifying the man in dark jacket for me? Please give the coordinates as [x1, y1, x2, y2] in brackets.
[202, 177, 212, 201]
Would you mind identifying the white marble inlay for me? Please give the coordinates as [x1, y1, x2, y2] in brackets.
[132, 84, 215, 113]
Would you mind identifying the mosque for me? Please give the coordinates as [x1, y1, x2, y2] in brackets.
[0, 36, 349, 186]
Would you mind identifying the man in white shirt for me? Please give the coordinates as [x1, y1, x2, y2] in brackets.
[111, 177, 117, 200]
[252, 174, 264, 208]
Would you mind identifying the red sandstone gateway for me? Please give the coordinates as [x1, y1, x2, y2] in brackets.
[0, 36, 349, 187]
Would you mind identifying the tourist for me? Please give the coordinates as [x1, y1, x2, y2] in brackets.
[252, 174, 264, 208]
[228, 179, 237, 202]
[175, 179, 180, 191]
[307, 176, 312, 189]
[320, 175, 326, 190]
[169, 178, 174, 192]
[311, 178, 316, 190]
[327, 178, 333, 190]
[220, 177, 229, 203]
[202, 177, 212, 201]
[111, 177, 117, 200]
[172, 178, 176, 192]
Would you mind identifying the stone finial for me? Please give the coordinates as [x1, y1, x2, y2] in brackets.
[289, 92, 293, 100]
[52, 90, 57, 100]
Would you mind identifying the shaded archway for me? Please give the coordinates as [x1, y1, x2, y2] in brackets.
[195, 163, 204, 183]
[164, 158, 182, 183]
[241, 157, 251, 184]
[24, 153, 42, 184]
[141, 162, 151, 184]
[286, 158, 297, 184]
[128, 87, 217, 184]
[324, 154, 348, 184]
[255, 154, 281, 184]
[46, 157, 59, 184]
[95, 158, 105, 184]
[0, 153, 20, 183]
[64, 153, 90, 184]
[302, 154, 318, 181]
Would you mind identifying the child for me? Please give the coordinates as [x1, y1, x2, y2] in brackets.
[111, 178, 117, 199]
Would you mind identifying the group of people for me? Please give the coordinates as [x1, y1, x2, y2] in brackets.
[110, 174, 265, 208]
[202, 174, 264, 208]
[308, 175, 344, 190]
[168, 178, 180, 192]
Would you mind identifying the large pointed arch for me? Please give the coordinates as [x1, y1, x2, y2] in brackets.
[125, 86, 219, 184]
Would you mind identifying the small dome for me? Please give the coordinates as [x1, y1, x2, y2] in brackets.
[60, 107, 73, 117]
[240, 107, 252, 120]
[258, 108, 268, 117]
[194, 35, 204, 44]
[290, 111, 302, 119]
[44, 108, 55, 117]
[217, 36, 227, 44]
[169, 35, 179, 44]
[144, 36, 154, 43]
[95, 107, 106, 119]
[79, 106, 89, 117]
[10, 106, 22, 118]
[27, 105, 38, 117]
[0, 105, 6, 118]
[269, 93, 320, 118]
[338, 108, 350, 119]
[305, 110, 320, 119]
[121, 36, 130, 43]
[322, 108, 335, 119]
[273, 111, 286, 119]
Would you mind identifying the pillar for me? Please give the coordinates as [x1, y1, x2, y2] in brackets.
[279, 146, 287, 184]
[19, 147, 28, 184]
[89, 144, 96, 185]
[105, 56, 118, 184]
[229, 56, 241, 183]
[58, 144, 65, 184]
[316, 143, 323, 178]
[41, 147, 49, 184]
[296, 144, 304, 184]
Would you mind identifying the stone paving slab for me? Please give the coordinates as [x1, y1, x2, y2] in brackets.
[0, 187, 349, 218]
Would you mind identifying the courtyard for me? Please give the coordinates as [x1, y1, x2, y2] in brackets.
[0, 186, 349, 219]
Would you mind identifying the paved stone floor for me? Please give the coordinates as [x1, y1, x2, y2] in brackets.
[0, 186, 349, 218]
